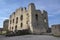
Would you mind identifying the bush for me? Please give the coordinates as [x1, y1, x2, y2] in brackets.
[52, 34, 60, 37]
[5, 29, 30, 36]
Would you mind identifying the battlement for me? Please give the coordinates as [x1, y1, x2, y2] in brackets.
[15, 7, 27, 12]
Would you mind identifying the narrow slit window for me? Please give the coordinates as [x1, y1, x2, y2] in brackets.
[16, 17, 18, 24]
[21, 23, 23, 28]
[20, 15, 23, 21]
[35, 14, 38, 20]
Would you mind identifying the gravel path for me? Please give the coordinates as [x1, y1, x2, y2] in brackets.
[0, 35, 60, 40]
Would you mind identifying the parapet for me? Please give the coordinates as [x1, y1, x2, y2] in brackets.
[16, 7, 27, 12]
[16, 7, 23, 12]
[41, 10, 47, 14]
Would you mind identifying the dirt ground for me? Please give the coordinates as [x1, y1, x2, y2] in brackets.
[0, 35, 60, 40]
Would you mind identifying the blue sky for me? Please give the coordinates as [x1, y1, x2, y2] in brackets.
[0, 0, 60, 28]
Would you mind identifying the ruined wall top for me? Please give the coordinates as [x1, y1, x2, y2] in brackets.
[28, 3, 35, 10]
[41, 10, 47, 13]
[29, 3, 35, 6]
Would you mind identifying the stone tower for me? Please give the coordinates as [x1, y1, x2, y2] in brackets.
[3, 19, 9, 31]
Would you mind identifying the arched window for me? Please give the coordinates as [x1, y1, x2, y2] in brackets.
[20, 15, 23, 21]
[16, 17, 18, 24]
[35, 14, 38, 20]
[13, 19, 14, 23]
[21, 23, 23, 28]
[15, 25, 17, 32]
[15, 25, 17, 30]
[12, 27, 13, 30]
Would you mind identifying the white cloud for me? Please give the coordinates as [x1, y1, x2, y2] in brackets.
[0, 17, 8, 20]
[48, 14, 54, 17]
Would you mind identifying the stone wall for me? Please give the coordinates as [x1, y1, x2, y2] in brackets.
[52, 24, 60, 36]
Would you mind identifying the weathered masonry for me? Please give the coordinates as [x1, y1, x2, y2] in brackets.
[3, 19, 9, 31]
[52, 24, 60, 36]
[8, 3, 49, 34]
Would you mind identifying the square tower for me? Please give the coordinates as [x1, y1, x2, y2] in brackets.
[28, 3, 48, 34]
